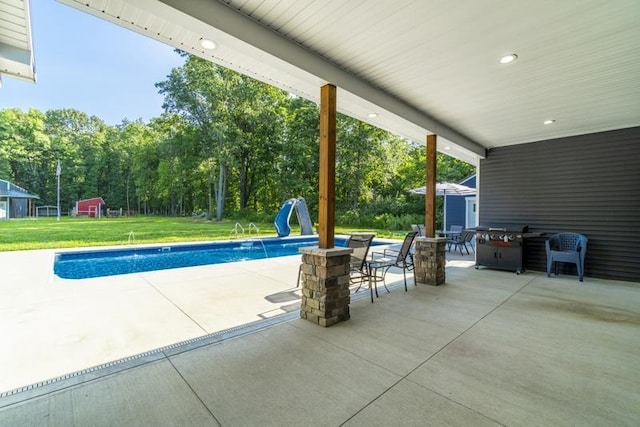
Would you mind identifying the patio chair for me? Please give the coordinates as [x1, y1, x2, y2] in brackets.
[296, 233, 375, 288]
[368, 231, 418, 299]
[348, 233, 376, 289]
[447, 229, 475, 255]
[411, 224, 425, 237]
[448, 225, 463, 237]
[545, 233, 588, 282]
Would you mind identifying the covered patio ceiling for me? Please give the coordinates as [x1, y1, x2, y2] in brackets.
[0, 0, 36, 85]
[57, 0, 640, 166]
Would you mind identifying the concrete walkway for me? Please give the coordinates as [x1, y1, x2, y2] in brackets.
[1, 249, 639, 425]
[0, 246, 306, 393]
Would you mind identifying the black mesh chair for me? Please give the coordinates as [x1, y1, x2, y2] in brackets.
[411, 224, 425, 237]
[297, 233, 375, 288]
[448, 225, 463, 238]
[545, 233, 588, 281]
[447, 230, 475, 255]
[367, 231, 418, 299]
[348, 233, 376, 289]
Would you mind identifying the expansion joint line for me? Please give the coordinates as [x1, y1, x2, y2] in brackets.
[340, 276, 537, 426]
[141, 275, 209, 334]
[167, 358, 221, 426]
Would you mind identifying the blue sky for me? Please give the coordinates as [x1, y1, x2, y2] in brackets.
[0, 1, 185, 124]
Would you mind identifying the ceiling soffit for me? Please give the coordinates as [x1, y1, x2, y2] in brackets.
[57, 0, 485, 164]
[0, 0, 36, 83]
[157, 0, 485, 160]
[215, 0, 640, 150]
[57, 1, 640, 165]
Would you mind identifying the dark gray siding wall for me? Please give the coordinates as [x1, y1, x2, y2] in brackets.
[479, 127, 640, 282]
[9, 198, 28, 218]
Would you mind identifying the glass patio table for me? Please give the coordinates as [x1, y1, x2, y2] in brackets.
[365, 258, 394, 302]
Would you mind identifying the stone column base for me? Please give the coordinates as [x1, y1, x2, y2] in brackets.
[414, 237, 446, 286]
[299, 247, 352, 327]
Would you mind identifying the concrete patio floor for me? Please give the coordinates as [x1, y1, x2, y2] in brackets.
[1, 247, 639, 426]
[0, 245, 308, 394]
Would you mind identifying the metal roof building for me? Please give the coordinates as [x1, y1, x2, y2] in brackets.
[0, 179, 38, 219]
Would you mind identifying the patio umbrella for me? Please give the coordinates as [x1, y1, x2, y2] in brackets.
[408, 182, 476, 232]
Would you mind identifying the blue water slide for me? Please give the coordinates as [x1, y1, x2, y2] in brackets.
[274, 198, 297, 237]
[295, 197, 314, 236]
[274, 197, 314, 237]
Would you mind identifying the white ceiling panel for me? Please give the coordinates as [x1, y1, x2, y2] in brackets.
[0, 0, 36, 83]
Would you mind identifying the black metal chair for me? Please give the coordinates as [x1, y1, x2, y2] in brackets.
[411, 224, 425, 237]
[368, 231, 418, 299]
[448, 225, 463, 237]
[347, 233, 376, 290]
[546, 233, 588, 281]
[447, 229, 475, 255]
[297, 233, 375, 288]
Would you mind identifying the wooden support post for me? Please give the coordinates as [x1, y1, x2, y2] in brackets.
[318, 84, 336, 249]
[425, 134, 437, 237]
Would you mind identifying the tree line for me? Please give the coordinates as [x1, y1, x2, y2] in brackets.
[0, 52, 474, 229]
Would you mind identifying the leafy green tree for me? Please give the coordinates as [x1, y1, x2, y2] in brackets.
[117, 120, 160, 214]
[277, 96, 320, 213]
[149, 114, 201, 215]
[157, 53, 290, 220]
[227, 80, 287, 211]
[101, 124, 130, 211]
[0, 109, 51, 200]
[44, 109, 111, 211]
[1, 57, 476, 231]
[373, 135, 414, 199]
[0, 109, 26, 181]
[156, 53, 233, 220]
[336, 115, 386, 210]
[398, 143, 475, 190]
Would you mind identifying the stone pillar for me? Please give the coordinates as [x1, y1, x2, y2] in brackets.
[414, 237, 447, 286]
[299, 247, 352, 327]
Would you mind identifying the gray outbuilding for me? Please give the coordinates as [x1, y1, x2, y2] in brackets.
[0, 179, 39, 219]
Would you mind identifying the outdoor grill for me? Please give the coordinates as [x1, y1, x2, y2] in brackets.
[474, 224, 530, 274]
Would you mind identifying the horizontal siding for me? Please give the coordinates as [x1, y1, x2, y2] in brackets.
[479, 127, 640, 282]
[446, 196, 467, 230]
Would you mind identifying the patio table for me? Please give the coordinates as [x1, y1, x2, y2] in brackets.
[365, 258, 394, 302]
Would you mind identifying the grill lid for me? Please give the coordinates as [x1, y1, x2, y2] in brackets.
[475, 224, 529, 233]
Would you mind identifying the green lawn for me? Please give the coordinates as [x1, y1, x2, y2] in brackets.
[0, 216, 397, 251]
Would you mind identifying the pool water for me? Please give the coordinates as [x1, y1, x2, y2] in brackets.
[54, 236, 380, 280]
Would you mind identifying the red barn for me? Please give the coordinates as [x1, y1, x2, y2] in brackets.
[75, 197, 105, 218]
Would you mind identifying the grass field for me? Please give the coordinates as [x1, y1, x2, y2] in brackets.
[0, 216, 394, 251]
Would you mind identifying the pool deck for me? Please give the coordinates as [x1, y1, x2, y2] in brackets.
[1, 244, 639, 425]
[0, 244, 312, 394]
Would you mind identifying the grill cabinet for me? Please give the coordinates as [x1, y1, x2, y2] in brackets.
[475, 225, 529, 274]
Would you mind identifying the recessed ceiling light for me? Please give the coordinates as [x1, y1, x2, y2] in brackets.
[499, 54, 518, 64]
[444, 146, 451, 150]
[367, 113, 378, 118]
[199, 38, 217, 50]
[543, 119, 555, 125]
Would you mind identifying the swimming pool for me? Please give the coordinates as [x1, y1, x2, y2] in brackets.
[54, 236, 382, 280]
